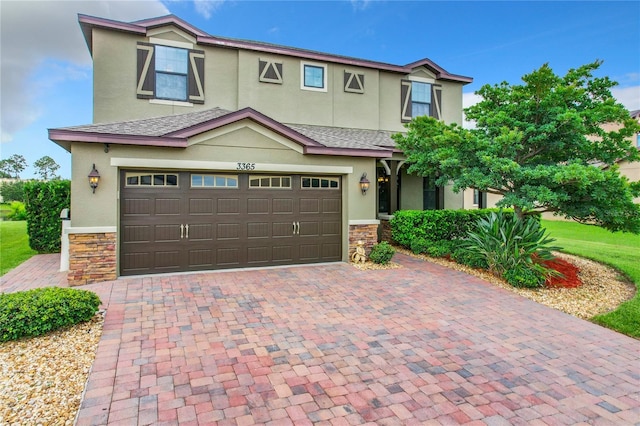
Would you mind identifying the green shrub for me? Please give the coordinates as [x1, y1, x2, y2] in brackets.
[425, 240, 456, 257]
[451, 248, 489, 269]
[23, 180, 70, 253]
[391, 209, 518, 247]
[0, 287, 101, 342]
[0, 181, 25, 203]
[6, 201, 27, 221]
[410, 237, 433, 254]
[369, 241, 396, 264]
[461, 211, 561, 287]
[503, 265, 547, 288]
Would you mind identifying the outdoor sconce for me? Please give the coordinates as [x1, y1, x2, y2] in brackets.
[359, 173, 370, 195]
[88, 164, 100, 194]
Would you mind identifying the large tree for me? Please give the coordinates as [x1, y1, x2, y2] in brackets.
[33, 156, 60, 180]
[394, 61, 640, 233]
[0, 154, 27, 179]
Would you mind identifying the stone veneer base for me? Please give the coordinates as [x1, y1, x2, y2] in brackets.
[348, 223, 379, 257]
[68, 232, 117, 286]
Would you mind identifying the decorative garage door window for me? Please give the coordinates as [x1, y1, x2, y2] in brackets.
[191, 174, 238, 188]
[249, 176, 292, 188]
[301, 177, 340, 189]
[125, 173, 178, 186]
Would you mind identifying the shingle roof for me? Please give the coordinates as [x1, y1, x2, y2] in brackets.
[59, 108, 234, 137]
[286, 124, 397, 151]
[49, 107, 398, 156]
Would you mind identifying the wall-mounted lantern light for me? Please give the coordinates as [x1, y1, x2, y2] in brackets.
[88, 164, 100, 194]
[359, 172, 370, 195]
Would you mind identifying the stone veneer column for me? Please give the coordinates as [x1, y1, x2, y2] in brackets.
[68, 232, 117, 286]
[348, 223, 379, 258]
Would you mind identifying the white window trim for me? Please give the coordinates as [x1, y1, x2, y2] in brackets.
[301, 61, 328, 92]
[149, 99, 194, 107]
[149, 37, 194, 50]
[408, 75, 436, 84]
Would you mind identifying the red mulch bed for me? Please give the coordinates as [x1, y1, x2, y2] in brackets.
[543, 257, 583, 288]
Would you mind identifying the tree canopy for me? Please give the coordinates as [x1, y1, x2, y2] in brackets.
[0, 154, 27, 179]
[33, 156, 60, 180]
[393, 61, 640, 233]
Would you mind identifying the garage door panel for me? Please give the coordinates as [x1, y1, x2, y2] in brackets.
[188, 249, 214, 267]
[299, 198, 320, 214]
[272, 245, 294, 262]
[322, 198, 341, 214]
[247, 246, 270, 264]
[272, 222, 294, 238]
[155, 198, 181, 215]
[217, 198, 240, 214]
[322, 243, 341, 259]
[216, 248, 240, 266]
[154, 251, 181, 270]
[122, 198, 151, 216]
[121, 252, 151, 273]
[272, 198, 293, 214]
[122, 225, 151, 242]
[155, 224, 181, 242]
[299, 222, 319, 237]
[248, 198, 269, 214]
[299, 244, 319, 261]
[188, 223, 213, 241]
[322, 221, 341, 236]
[189, 198, 214, 215]
[217, 223, 240, 240]
[247, 222, 269, 239]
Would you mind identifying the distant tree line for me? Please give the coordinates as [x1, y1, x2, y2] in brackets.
[0, 155, 61, 203]
[0, 154, 60, 180]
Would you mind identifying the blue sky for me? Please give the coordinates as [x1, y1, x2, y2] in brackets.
[1, 0, 639, 179]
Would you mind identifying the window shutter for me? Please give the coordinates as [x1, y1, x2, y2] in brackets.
[136, 43, 155, 99]
[259, 59, 283, 84]
[400, 80, 412, 122]
[344, 71, 364, 93]
[188, 49, 205, 104]
[431, 84, 442, 120]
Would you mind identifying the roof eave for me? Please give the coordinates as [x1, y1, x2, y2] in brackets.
[48, 129, 188, 148]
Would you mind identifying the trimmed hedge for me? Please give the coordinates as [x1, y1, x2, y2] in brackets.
[390, 209, 517, 247]
[23, 180, 70, 253]
[0, 287, 101, 342]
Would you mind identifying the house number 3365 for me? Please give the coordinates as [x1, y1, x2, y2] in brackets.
[236, 162, 256, 171]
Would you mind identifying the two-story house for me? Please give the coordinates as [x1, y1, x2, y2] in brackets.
[49, 14, 472, 285]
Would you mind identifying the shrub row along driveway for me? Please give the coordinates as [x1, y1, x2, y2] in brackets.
[7, 254, 639, 424]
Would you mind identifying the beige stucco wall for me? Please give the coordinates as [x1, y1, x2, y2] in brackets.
[69, 120, 378, 262]
[91, 25, 466, 133]
[399, 169, 423, 210]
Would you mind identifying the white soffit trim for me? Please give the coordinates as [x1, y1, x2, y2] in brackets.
[348, 220, 380, 225]
[111, 158, 353, 174]
[66, 226, 117, 234]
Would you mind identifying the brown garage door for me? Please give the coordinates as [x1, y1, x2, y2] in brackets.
[120, 171, 342, 276]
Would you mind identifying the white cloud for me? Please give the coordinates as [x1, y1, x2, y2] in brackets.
[462, 92, 482, 129]
[612, 85, 640, 112]
[193, 0, 225, 19]
[350, 0, 371, 11]
[0, 0, 169, 143]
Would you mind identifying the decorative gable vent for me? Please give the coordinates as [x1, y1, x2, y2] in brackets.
[259, 59, 284, 84]
[344, 71, 365, 94]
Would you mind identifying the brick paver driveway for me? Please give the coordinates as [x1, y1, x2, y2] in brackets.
[7, 254, 639, 424]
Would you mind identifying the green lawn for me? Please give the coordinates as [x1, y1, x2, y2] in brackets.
[542, 219, 640, 338]
[0, 203, 11, 220]
[0, 220, 37, 276]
